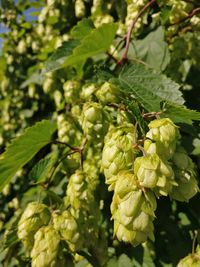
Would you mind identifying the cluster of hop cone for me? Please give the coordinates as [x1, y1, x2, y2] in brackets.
[16, 82, 199, 266]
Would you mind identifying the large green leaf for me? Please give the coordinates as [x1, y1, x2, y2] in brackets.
[63, 23, 118, 73]
[129, 27, 170, 71]
[0, 120, 57, 192]
[71, 18, 94, 40]
[45, 39, 80, 72]
[162, 102, 200, 124]
[113, 63, 184, 112]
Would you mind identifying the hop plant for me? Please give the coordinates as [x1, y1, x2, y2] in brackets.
[31, 225, 68, 267]
[111, 170, 156, 246]
[101, 125, 137, 191]
[81, 102, 109, 141]
[145, 118, 180, 160]
[17, 202, 51, 250]
[95, 82, 120, 104]
[134, 153, 176, 196]
[169, 146, 199, 202]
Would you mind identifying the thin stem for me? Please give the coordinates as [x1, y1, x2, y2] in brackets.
[118, 0, 157, 65]
[169, 7, 200, 26]
[192, 230, 198, 255]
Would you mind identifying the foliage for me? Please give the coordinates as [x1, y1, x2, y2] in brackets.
[0, 0, 200, 266]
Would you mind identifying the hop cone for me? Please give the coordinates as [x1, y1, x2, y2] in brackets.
[101, 125, 136, 191]
[177, 252, 200, 267]
[80, 83, 97, 101]
[83, 146, 102, 187]
[63, 80, 80, 104]
[95, 82, 120, 104]
[111, 170, 156, 246]
[17, 202, 51, 250]
[134, 153, 175, 196]
[169, 146, 199, 202]
[64, 170, 94, 211]
[53, 210, 83, 251]
[31, 225, 63, 267]
[146, 118, 180, 160]
[57, 113, 82, 146]
[81, 102, 108, 141]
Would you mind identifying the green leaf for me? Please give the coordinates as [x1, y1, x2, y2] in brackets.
[20, 71, 44, 88]
[113, 63, 184, 112]
[118, 254, 133, 267]
[63, 23, 118, 74]
[162, 102, 200, 124]
[28, 151, 58, 182]
[142, 245, 156, 267]
[129, 27, 170, 71]
[71, 18, 95, 40]
[0, 120, 57, 192]
[45, 39, 80, 72]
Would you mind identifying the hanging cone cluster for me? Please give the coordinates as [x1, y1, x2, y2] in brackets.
[177, 245, 200, 267]
[111, 170, 156, 246]
[100, 117, 199, 246]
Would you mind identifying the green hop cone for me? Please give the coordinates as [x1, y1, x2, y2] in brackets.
[111, 170, 156, 246]
[81, 102, 108, 141]
[177, 252, 200, 267]
[169, 146, 199, 202]
[80, 83, 97, 101]
[17, 202, 51, 250]
[95, 82, 120, 104]
[64, 170, 94, 211]
[134, 153, 175, 196]
[146, 118, 180, 160]
[31, 225, 62, 267]
[101, 125, 137, 191]
[57, 113, 82, 146]
[75, 0, 86, 18]
[63, 80, 81, 104]
[53, 210, 83, 251]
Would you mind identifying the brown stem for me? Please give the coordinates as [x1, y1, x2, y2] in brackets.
[118, 0, 157, 65]
[170, 7, 200, 26]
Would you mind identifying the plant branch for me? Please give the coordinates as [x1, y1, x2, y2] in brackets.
[170, 7, 200, 26]
[118, 0, 157, 65]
